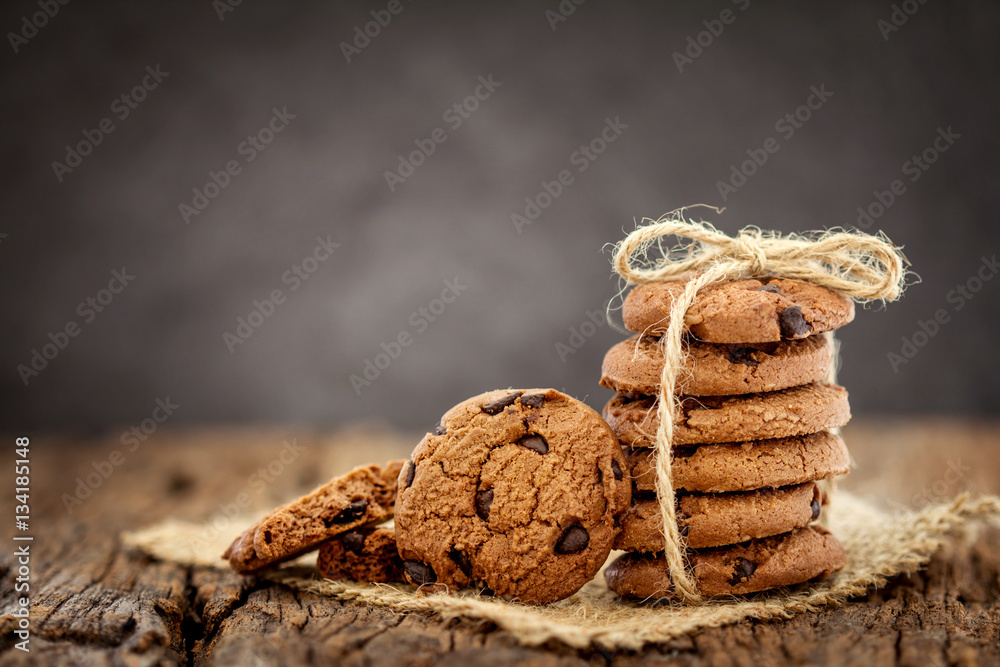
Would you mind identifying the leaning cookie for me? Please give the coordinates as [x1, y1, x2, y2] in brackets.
[395, 389, 631, 604]
[223, 460, 403, 573]
[605, 526, 846, 599]
[625, 431, 850, 493]
[614, 483, 822, 551]
[317, 526, 404, 583]
[601, 334, 832, 396]
[623, 276, 854, 343]
[604, 383, 851, 447]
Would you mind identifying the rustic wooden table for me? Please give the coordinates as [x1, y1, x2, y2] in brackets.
[1, 418, 998, 666]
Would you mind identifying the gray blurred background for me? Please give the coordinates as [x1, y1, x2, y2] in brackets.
[2, 0, 998, 432]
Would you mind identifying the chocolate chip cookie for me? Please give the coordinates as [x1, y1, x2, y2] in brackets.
[601, 334, 832, 396]
[394, 388, 631, 604]
[614, 483, 822, 551]
[317, 526, 404, 583]
[622, 276, 855, 343]
[223, 460, 403, 573]
[605, 525, 846, 599]
[625, 431, 850, 493]
[604, 382, 851, 447]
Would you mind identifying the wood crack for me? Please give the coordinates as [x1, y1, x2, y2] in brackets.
[180, 565, 201, 667]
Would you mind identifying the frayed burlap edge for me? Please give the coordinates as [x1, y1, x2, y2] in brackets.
[122, 491, 1000, 651]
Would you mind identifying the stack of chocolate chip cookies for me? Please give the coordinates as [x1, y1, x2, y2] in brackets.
[600, 276, 855, 599]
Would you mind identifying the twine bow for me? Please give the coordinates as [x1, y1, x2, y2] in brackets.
[610, 206, 912, 603]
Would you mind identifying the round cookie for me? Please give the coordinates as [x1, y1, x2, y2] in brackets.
[223, 460, 403, 573]
[614, 483, 822, 551]
[600, 334, 832, 396]
[605, 526, 847, 599]
[317, 526, 404, 583]
[622, 276, 855, 343]
[394, 388, 631, 604]
[625, 431, 850, 493]
[603, 382, 851, 447]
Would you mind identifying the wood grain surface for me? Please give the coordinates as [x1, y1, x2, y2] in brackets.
[1, 419, 998, 666]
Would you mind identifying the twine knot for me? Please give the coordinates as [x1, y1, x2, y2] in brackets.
[609, 206, 912, 604]
[613, 206, 910, 301]
[732, 230, 769, 275]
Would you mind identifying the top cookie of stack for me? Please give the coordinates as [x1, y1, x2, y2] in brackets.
[622, 275, 855, 344]
[600, 275, 855, 599]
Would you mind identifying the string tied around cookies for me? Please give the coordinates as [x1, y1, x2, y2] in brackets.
[610, 206, 913, 604]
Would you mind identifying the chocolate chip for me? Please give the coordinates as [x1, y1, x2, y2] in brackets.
[811, 499, 822, 521]
[403, 461, 415, 489]
[517, 434, 548, 454]
[434, 422, 447, 436]
[404, 560, 437, 585]
[756, 284, 783, 295]
[519, 393, 545, 408]
[778, 306, 813, 338]
[332, 499, 368, 525]
[555, 525, 590, 554]
[728, 557, 758, 585]
[475, 488, 494, 521]
[727, 346, 760, 367]
[341, 530, 365, 554]
[611, 459, 623, 481]
[482, 391, 523, 415]
[449, 549, 473, 577]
